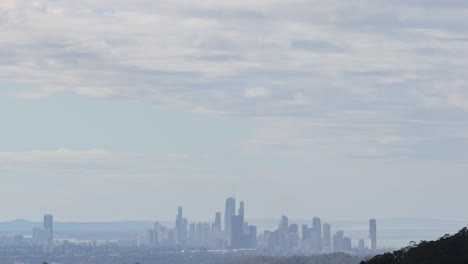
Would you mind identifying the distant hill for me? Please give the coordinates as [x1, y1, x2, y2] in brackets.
[361, 228, 468, 264]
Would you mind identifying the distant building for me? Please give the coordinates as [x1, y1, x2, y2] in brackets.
[224, 197, 236, 246]
[312, 217, 322, 253]
[333, 230, 351, 252]
[278, 215, 289, 250]
[43, 214, 53, 245]
[369, 219, 377, 251]
[144, 228, 155, 246]
[175, 207, 188, 247]
[358, 238, 365, 250]
[288, 224, 300, 251]
[32, 227, 45, 246]
[322, 223, 332, 253]
[231, 215, 244, 248]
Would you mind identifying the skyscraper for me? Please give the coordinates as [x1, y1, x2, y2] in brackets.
[312, 217, 322, 252]
[322, 223, 332, 253]
[369, 219, 377, 251]
[224, 197, 236, 245]
[214, 212, 222, 230]
[175, 206, 188, 247]
[231, 215, 244, 248]
[43, 214, 53, 245]
[279, 215, 289, 231]
[238, 201, 244, 217]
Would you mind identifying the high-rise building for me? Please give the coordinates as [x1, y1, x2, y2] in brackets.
[43, 214, 53, 245]
[175, 206, 188, 247]
[278, 215, 289, 250]
[214, 212, 222, 230]
[333, 230, 352, 252]
[248, 225, 257, 249]
[312, 217, 322, 252]
[224, 197, 236, 245]
[301, 224, 309, 241]
[288, 224, 300, 251]
[369, 219, 377, 251]
[32, 227, 45, 246]
[279, 215, 289, 231]
[238, 201, 244, 217]
[358, 239, 365, 250]
[212, 212, 224, 249]
[231, 215, 244, 248]
[322, 223, 332, 253]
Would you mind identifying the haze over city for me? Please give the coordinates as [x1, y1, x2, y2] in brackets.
[1, 0, 468, 225]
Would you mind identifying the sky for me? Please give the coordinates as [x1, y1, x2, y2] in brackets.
[0, 0, 468, 222]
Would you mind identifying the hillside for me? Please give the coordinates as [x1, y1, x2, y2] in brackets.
[361, 228, 468, 264]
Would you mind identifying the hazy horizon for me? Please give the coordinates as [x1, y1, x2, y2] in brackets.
[1, 0, 468, 222]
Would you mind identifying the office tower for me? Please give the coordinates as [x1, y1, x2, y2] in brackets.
[343, 237, 352, 251]
[144, 228, 155, 246]
[175, 206, 188, 247]
[333, 230, 352, 252]
[212, 212, 224, 249]
[214, 212, 222, 230]
[231, 215, 244, 248]
[322, 223, 332, 253]
[239, 201, 244, 217]
[238, 201, 245, 235]
[359, 239, 365, 250]
[279, 215, 289, 231]
[188, 223, 197, 247]
[301, 224, 309, 240]
[248, 225, 257, 249]
[312, 217, 323, 252]
[224, 197, 236, 245]
[32, 227, 45, 246]
[196, 223, 211, 248]
[333, 230, 344, 252]
[153, 222, 161, 245]
[43, 214, 53, 245]
[301, 224, 310, 252]
[369, 219, 377, 251]
[277, 215, 289, 250]
[288, 224, 299, 251]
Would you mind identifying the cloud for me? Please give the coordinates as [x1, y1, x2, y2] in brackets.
[0, 148, 188, 173]
[1, 0, 468, 162]
[244, 87, 269, 98]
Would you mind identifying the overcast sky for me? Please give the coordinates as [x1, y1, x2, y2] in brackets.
[1, 0, 468, 222]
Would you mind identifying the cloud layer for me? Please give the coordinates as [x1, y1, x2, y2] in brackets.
[1, 0, 468, 220]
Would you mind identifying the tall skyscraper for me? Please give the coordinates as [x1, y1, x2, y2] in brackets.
[369, 219, 377, 251]
[224, 197, 236, 245]
[279, 215, 289, 231]
[214, 212, 222, 230]
[231, 215, 244, 248]
[322, 223, 332, 253]
[175, 206, 188, 247]
[312, 217, 323, 252]
[238, 201, 244, 217]
[333, 230, 344, 252]
[43, 214, 53, 245]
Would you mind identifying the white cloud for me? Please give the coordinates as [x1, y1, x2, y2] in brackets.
[1, 0, 468, 162]
[243, 87, 269, 98]
[0, 148, 187, 173]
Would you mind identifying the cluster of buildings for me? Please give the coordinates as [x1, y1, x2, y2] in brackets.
[139, 197, 379, 254]
[32, 214, 54, 246]
[2, 198, 378, 256]
[140, 199, 257, 250]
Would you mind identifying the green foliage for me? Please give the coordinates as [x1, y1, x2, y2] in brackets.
[227, 253, 361, 264]
[361, 228, 468, 264]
